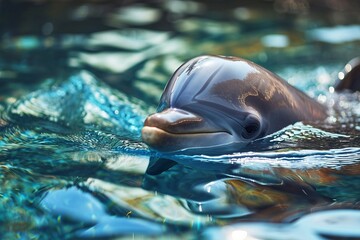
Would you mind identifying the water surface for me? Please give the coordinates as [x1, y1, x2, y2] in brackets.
[0, 1, 360, 239]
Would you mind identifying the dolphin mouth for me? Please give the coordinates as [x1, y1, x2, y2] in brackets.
[141, 126, 233, 154]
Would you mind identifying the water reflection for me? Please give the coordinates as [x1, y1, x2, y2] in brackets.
[0, 64, 359, 238]
[307, 25, 360, 44]
[39, 186, 165, 238]
[203, 209, 360, 240]
[1, 0, 360, 239]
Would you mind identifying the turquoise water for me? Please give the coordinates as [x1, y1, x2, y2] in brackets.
[1, 1, 360, 239]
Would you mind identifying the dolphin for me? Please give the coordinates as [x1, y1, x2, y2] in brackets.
[142, 55, 358, 155]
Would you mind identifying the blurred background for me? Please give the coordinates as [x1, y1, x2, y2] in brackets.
[1, 0, 359, 106]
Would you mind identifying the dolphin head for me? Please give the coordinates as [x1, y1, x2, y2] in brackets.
[142, 55, 268, 155]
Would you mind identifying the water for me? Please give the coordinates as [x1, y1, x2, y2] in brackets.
[1, 0, 360, 239]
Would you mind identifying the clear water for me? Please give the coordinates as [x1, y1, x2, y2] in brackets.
[0, 1, 360, 239]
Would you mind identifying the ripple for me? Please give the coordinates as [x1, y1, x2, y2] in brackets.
[5, 71, 147, 138]
[39, 186, 165, 238]
[202, 209, 360, 240]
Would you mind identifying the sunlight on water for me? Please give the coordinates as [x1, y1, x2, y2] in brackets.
[203, 209, 360, 240]
[0, 0, 360, 239]
[6, 71, 148, 137]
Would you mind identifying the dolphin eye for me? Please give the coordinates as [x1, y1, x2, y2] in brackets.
[245, 124, 259, 135]
[242, 115, 260, 139]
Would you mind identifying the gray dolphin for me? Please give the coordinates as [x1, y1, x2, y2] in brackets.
[141, 55, 356, 155]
